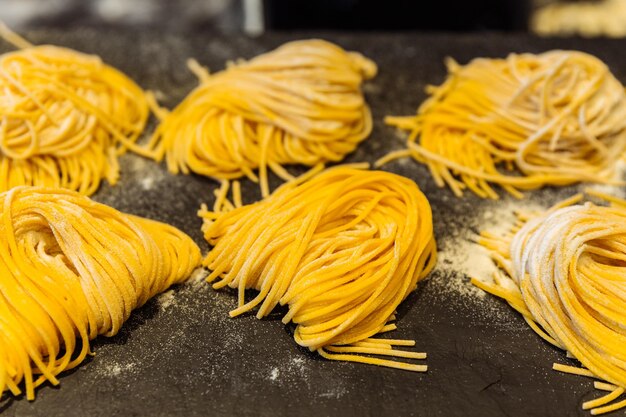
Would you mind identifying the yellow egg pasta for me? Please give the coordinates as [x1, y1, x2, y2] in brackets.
[0, 24, 150, 195]
[146, 39, 377, 198]
[200, 166, 437, 371]
[0, 186, 201, 400]
[378, 51, 626, 199]
[473, 191, 626, 415]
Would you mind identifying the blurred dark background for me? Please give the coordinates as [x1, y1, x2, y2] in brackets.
[0, 0, 624, 37]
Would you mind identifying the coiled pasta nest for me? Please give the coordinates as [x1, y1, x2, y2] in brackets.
[475, 191, 626, 415]
[146, 39, 377, 197]
[0, 186, 201, 400]
[381, 51, 626, 199]
[0, 27, 150, 195]
[200, 166, 436, 371]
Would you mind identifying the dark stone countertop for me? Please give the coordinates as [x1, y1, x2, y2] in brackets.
[2, 29, 624, 417]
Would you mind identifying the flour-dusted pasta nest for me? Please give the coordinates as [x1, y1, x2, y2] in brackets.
[380, 50, 626, 199]
[146, 39, 377, 197]
[474, 191, 626, 415]
[0, 186, 201, 400]
[0, 25, 150, 195]
[200, 166, 437, 371]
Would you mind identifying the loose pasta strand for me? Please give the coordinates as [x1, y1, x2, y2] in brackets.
[378, 51, 626, 198]
[474, 191, 626, 415]
[200, 166, 436, 371]
[0, 186, 202, 400]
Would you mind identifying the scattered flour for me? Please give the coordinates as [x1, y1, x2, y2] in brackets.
[436, 199, 540, 297]
[153, 89, 168, 102]
[125, 154, 167, 190]
[432, 161, 626, 304]
[436, 240, 490, 299]
[362, 83, 381, 94]
[290, 356, 305, 371]
[188, 267, 209, 290]
[158, 290, 176, 311]
[99, 361, 137, 378]
[140, 176, 156, 190]
[264, 356, 307, 383]
[427, 197, 545, 323]
[128, 154, 149, 172]
[319, 384, 348, 399]
[429, 166, 626, 317]
[265, 355, 348, 398]
[157, 269, 208, 312]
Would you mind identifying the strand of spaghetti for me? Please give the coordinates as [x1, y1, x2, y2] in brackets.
[380, 51, 626, 198]
[144, 40, 376, 197]
[404, 141, 614, 187]
[583, 387, 625, 410]
[318, 348, 428, 372]
[213, 180, 230, 212]
[352, 341, 392, 348]
[363, 338, 416, 347]
[145, 90, 170, 121]
[200, 166, 436, 371]
[186, 58, 210, 83]
[591, 399, 626, 416]
[325, 346, 427, 360]
[595, 382, 620, 392]
[232, 181, 242, 208]
[553, 363, 596, 378]
[0, 22, 33, 49]
[0, 186, 201, 400]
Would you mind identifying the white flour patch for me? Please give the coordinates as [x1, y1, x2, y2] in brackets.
[140, 176, 156, 190]
[437, 200, 539, 293]
[124, 154, 167, 190]
[436, 240, 490, 299]
[428, 197, 544, 321]
[188, 267, 209, 290]
[158, 290, 176, 311]
[291, 357, 305, 372]
[269, 368, 279, 381]
[99, 361, 137, 378]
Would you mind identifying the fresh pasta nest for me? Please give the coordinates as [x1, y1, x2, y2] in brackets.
[0, 186, 201, 400]
[474, 191, 626, 415]
[0, 26, 149, 195]
[200, 166, 437, 371]
[147, 39, 377, 197]
[380, 50, 626, 199]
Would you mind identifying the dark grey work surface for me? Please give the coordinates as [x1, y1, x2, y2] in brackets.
[1, 29, 625, 417]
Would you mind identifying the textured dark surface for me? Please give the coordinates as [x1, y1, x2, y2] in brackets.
[1, 29, 625, 417]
